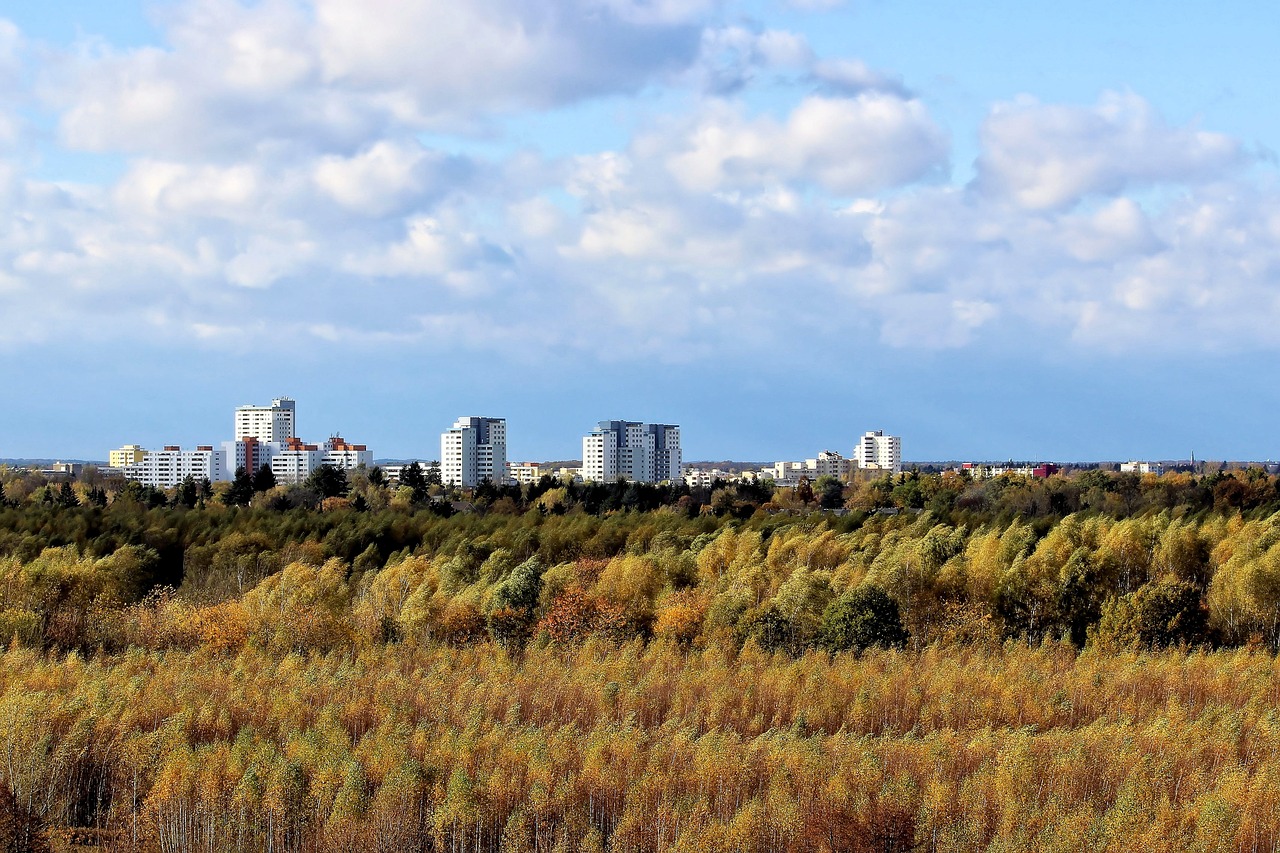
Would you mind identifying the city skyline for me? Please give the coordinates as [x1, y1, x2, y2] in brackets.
[3, 2, 1280, 461]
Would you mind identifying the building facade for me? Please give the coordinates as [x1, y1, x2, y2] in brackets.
[582, 421, 682, 483]
[123, 446, 230, 489]
[508, 462, 542, 485]
[441, 417, 508, 487]
[764, 450, 852, 486]
[855, 431, 902, 473]
[266, 435, 375, 485]
[108, 444, 147, 468]
[234, 397, 296, 443]
[382, 461, 440, 485]
[118, 398, 372, 490]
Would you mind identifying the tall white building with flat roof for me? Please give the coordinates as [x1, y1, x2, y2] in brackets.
[583, 421, 681, 483]
[441, 417, 507, 487]
[234, 397, 296, 443]
[855, 431, 902, 473]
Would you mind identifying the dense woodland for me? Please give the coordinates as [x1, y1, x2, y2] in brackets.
[3, 464, 1280, 850]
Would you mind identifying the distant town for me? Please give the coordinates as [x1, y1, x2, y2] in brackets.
[4, 396, 1247, 494]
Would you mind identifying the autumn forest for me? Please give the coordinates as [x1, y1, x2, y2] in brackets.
[2, 464, 1280, 851]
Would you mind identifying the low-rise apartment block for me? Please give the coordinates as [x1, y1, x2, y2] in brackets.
[123, 446, 230, 489]
[508, 462, 542, 485]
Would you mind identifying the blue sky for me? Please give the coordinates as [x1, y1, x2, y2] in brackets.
[2, 0, 1279, 463]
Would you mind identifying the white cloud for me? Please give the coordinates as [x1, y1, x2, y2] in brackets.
[342, 214, 513, 289]
[659, 94, 947, 195]
[313, 140, 468, 216]
[7, 4, 1280, 371]
[114, 160, 265, 219]
[974, 91, 1245, 210]
[1056, 198, 1162, 264]
[47, 0, 709, 158]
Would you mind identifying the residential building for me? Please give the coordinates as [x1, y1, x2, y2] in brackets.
[269, 438, 321, 485]
[1120, 461, 1164, 475]
[508, 462, 542, 485]
[123, 446, 230, 489]
[855, 431, 902, 473]
[764, 451, 852, 486]
[117, 398, 372, 490]
[650, 424, 682, 483]
[268, 435, 374, 485]
[958, 462, 1059, 479]
[223, 437, 274, 477]
[234, 397, 296, 443]
[323, 436, 373, 471]
[582, 421, 682, 483]
[441, 417, 508, 487]
[683, 467, 745, 488]
[108, 444, 147, 468]
[382, 461, 440, 485]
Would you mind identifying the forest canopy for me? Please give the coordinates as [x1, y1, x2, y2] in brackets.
[2, 464, 1280, 851]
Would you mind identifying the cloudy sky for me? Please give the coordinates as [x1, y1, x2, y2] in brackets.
[2, 0, 1278, 463]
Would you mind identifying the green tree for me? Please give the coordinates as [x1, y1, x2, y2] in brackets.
[399, 463, 428, 503]
[224, 466, 255, 507]
[252, 464, 276, 492]
[493, 556, 544, 615]
[57, 480, 80, 508]
[305, 464, 348, 499]
[176, 476, 198, 508]
[819, 586, 909, 653]
[814, 475, 845, 510]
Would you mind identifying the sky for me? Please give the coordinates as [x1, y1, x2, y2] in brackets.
[2, 0, 1279, 463]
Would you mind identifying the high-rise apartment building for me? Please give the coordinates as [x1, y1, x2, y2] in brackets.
[234, 397, 296, 443]
[441, 417, 507, 487]
[582, 421, 681, 483]
[855, 430, 902, 473]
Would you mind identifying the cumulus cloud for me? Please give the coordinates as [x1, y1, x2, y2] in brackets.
[974, 91, 1246, 210]
[343, 214, 514, 286]
[7, 1, 1280, 371]
[658, 94, 948, 195]
[313, 140, 472, 216]
[48, 0, 711, 158]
